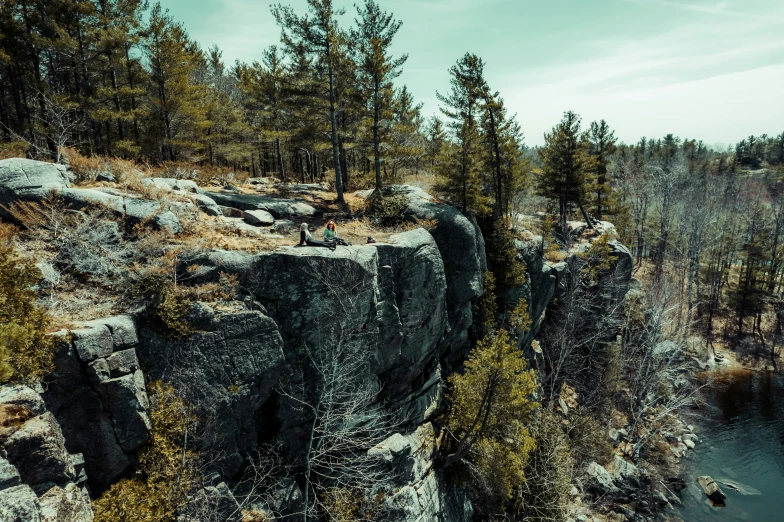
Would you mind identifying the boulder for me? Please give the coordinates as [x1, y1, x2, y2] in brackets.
[0, 485, 41, 522]
[205, 191, 318, 218]
[142, 177, 199, 193]
[610, 455, 641, 490]
[219, 206, 244, 218]
[243, 209, 275, 226]
[0, 386, 47, 416]
[38, 483, 93, 522]
[105, 349, 140, 377]
[585, 462, 620, 496]
[57, 187, 182, 234]
[191, 194, 222, 216]
[70, 325, 114, 362]
[0, 457, 21, 490]
[697, 476, 726, 503]
[95, 172, 115, 183]
[273, 220, 295, 234]
[90, 316, 138, 350]
[4, 412, 75, 492]
[0, 159, 72, 219]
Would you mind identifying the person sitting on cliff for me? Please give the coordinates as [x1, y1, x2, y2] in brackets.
[323, 221, 351, 246]
[299, 223, 335, 250]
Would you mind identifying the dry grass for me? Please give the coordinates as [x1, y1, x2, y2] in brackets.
[0, 141, 28, 160]
[544, 250, 568, 263]
[62, 147, 103, 183]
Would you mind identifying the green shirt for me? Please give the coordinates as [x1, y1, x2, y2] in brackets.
[324, 228, 336, 241]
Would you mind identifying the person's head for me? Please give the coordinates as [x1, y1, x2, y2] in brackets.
[326, 221, 336, 231]
[300, 223, 309, 232]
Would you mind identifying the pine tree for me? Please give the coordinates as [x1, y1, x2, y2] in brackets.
[352, 0, 407, 190]
[536, 111, 594, 234]
[272, 0, 348, 203]
[440, 329, 538, 508]
[424, 116, 447, 169]
[480, 89, 529, 218]
[436, 53, 490, 216]
[143, 3, 208, 161]
[586, 119, 617, 220]
[237, 46, 293, 180]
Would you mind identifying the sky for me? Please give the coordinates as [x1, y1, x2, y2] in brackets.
[157, 0, 784, 146]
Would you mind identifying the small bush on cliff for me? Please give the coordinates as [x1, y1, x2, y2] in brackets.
[0, 240, 55, 384]
[93, 381, 198, 522]
[366, 191, 409, 226]
[439, 329, 539, 512]
[516, 408, 573, 521]
[485, 218, 526, 295]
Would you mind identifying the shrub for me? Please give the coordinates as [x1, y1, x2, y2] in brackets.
[127, 247, 238, 339]
[0, 141, 27, 160]
[128, 252, 194, 339]
[567, 411, 613, 468]
[62, 147, 103, 183]
[366, 191, 409, 226]
[578, 233, 613, 286]
[515, 409, 573, 522]
[0, 242, 56, 384]
[441, 329, 539, 512]
[93, 381, 198, 522]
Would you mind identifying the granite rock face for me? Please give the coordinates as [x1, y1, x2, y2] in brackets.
[371, 424, 473, 522]
[137, 309, 287, 477]
[42, 318, 150, 491]
[0, 158, 182, 233]
[0, 386, 93, 522]
[0, 158, 72, 215]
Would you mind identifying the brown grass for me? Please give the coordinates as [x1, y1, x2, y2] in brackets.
[62, 147, 103, 183]
[0, 141, 28, 160]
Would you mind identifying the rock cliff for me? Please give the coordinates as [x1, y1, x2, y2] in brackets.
[0, 159, 633, 521]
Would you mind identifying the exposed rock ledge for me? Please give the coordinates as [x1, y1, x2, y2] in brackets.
[0, 160, 632, 521]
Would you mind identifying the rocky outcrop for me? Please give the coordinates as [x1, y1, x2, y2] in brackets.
[0, 385, 93, 522]
[137, 309, 286, 477]
[205, 190, 318, 218]
[42, 317, 150, 491]
[5, 173, 635, 521]
[371, 423, 473, 522]
[0, 158, 72, 205]
[359, 186, 487, 363]
[0, 158, 181, 233]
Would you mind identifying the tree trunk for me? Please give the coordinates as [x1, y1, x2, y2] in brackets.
[276, 136, 285, 182]
[328, 61, 344, 203]
[373, 81, 382, 190]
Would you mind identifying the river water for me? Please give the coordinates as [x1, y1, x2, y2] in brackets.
[674, 370, 784, 521]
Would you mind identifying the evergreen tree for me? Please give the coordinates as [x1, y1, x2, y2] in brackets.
[352, 0, 407, 190]
[143, 3, 208, 162]
[587, 119, 617, 220]
[272, 0, 348, 203]
[424, 115, 447, 169]
[436, 53, 489, 215]
[536, 111, 594, 234]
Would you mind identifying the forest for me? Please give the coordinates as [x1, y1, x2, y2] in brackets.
[2, 0, 782, 359]
[1, 0, 784, 521]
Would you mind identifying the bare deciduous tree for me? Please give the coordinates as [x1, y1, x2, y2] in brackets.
[279, 255, 397, 522]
